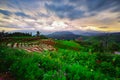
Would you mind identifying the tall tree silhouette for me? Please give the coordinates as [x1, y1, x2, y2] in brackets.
[36, 31, 40, 37]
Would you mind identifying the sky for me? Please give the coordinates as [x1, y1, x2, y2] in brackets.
[0, 0, 120, 33]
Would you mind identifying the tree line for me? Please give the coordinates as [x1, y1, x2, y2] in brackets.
[0, 30, 42, 38]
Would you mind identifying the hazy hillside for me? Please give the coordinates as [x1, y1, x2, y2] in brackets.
[47, 31, 80, 40]
[71, 30, 104, 36]
[85, 32, 120, 43]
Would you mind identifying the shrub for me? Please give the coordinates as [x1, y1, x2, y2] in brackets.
[10, 57, 44, 80]
[43, 70, 66, 80]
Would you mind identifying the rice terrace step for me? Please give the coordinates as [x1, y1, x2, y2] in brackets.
[6, 39, 56, 53]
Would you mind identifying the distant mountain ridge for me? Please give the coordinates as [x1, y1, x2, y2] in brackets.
[71, 30, 105, 36]
[46, 30, 120, 40]
[47, 31, 80, 40]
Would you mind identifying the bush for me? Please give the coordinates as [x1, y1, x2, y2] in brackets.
[10, 57, 44, 80]
[43, 70, 66, 80]
[0, 46, 26, 72]
[99, 62, 116, 77]
[0, 45, 120, 80]
[64, 63, 109, 80]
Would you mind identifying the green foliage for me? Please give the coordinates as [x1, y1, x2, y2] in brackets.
[55, 40, 83, 51]
[113, 55, 120, 67]
[0, 39, 120, 80]
[64, 63, 110, 80]
[99, 62, 115, 77]
[10, 57, 43, 80]
[43, 70, 66, 80]
[0, 46, 26, 72]
[108, 42, 120, 52]
[0, 46, 43, 80]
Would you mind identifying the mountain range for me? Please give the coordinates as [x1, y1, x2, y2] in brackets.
[47, 31, 120, 40]
[9, 30, 120, 40]
[47, 31, 80, 40]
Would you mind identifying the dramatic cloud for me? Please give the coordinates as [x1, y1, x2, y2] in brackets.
[0, 9, 12, 16]
[0, 0, 120, 33]
[45, 0, 120, 19]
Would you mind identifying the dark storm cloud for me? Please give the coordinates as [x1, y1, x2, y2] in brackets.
[73, 0, 120, 12]
[0, 9, 31, 18]
[45, 0, 120, 19]
[15, 12, 30, 18]
[45, 2, 85, 19]
[0, 0, 120, 20]
[0, 9, 12, 16]
[45, 3, 75, 13]
[86, 0, 113, 11]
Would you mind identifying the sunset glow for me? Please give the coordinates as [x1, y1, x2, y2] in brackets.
[0, 0, 120, 33]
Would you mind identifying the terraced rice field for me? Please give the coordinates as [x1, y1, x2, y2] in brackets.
[6, 39, 56, 52]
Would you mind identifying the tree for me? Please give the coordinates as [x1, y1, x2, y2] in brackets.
[0, 30, 5, 38]
[36, 31, 40, 37]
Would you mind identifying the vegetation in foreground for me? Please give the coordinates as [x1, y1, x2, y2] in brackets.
[0, 31, 120, 80]
[0, 40, 120, 80]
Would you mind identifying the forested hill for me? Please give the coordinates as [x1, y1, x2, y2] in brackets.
[85, 32, 120, 43]
[47, 31, 80, 40]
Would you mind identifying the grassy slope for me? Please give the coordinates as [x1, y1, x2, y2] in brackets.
[55, 40, 83, 51]
[0, 39, 120, 79]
